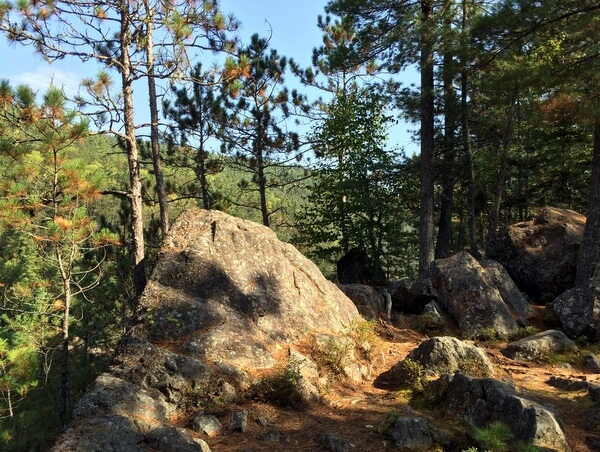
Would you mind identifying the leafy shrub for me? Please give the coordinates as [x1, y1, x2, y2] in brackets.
[396, 357, 426, 393]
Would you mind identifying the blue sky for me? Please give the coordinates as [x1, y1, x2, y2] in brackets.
[0, 1, 417, 153]
[0, 2, 327, 98]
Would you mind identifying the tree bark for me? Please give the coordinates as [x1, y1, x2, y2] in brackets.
[418, 0, 436, 280]
[144, 2, 170, 237]
[487, 95, 517, 240]
[435, 7, 458, 259]
[461, 69, 481, 259]
[575, 119, 600, 286]
[120, 5, 147, 296]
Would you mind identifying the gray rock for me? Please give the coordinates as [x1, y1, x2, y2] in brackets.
[409, 279, 439, 313]
[230, 410, 248, 433]
[71, 373, 173, 421]
[51, 415, 145, 452]
[547, 376, 589, 391]
[486, 206, 584, 300]
[589, 383, 600, 402]
[257, 429, 282, 443]
[145, 426, 209, 451]
[391, 417, 435, 449]
[584, 353, 600, 370]
[431, 252, 519, 339]
[339, 283, 384, 320]
[552, 283, 600, 339]
[318, 433, 350, 452]
[389, 278, 414, 312]
[502, 330, 575, 362]
[192, 412, 222, 437]
[400, 336, 494, 377]
[433, 373, 570, 451]
[136, 209, 361, 364]
[481, 259, 531, 325]
[289, 347, 319, 380]
[584, 409, 600, 430]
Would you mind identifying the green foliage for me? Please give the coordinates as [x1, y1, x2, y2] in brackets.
[294, 86, 416, 280]
[186, 379, 236, 414]
[396, 357, 426, 393]
[252, 359, 305, 408]
[509, 326, 540, 341]
[465, 422, 540, 452]
[350, 319, 377, 359]
[311, 335, 353, 378]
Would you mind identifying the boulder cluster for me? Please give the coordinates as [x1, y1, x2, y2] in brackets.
[52, 207, 599, 451]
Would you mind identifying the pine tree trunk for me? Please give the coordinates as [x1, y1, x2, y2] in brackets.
[575, 119, 600, 286]
[120, 5, 146, 296]
[436, 16, 458, 259]
[418, 0, 436, 280]
[461, 69, 481, 259]
[257, 143, 270, 228]
[145, 1, 169, 237]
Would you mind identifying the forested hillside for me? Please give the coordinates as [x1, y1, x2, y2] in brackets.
[0, 0, 599, 449]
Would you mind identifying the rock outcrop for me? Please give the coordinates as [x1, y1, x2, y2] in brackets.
[52, 209, 362, 450]
[502, 330, 575, 362]
[486, 207, 585, 300]
[552, 282, 600, 340]
[481, 259, 531, 325]
[431, 252, 520, 338]
[432, 373, 570, 451]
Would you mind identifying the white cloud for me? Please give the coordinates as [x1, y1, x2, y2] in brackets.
[6, 66, 82, 99]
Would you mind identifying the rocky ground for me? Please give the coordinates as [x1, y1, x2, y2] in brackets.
[167, 308, 600, 452]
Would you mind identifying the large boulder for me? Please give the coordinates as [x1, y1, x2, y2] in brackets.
[486, 207, 585, 300]
[431, 252, 519, 339]
[552, 282, 600, 340]
[400, 336, 494, 377]
[52, 209, 362, 450]
[432, 373, 570, 451]
[388, 278, 439, 314]
[339, 284, 385, 320]
[502, 330, 576, 361]
[481, 259, 531, 325]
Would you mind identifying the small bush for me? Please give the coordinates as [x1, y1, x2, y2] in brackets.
[396, 358, 426, 393]
[350, 319, 377, 359]
[252, 360, 305, 408]
[469, 422, 540, 452]
[474, 421, 513, 451]
[310, 335, 353, 378]
[185, 378, 236, 413]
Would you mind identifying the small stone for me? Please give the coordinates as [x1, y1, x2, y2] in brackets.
[230, 410, 248, 432]
[318, 433, 350, 452]
[256, 415, 269, 426]
[192, 412, 222, 437]
[257, 429, 281, 443]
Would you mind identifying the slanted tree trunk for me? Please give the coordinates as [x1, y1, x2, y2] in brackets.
[418, 0, 436, 280]
[575, 119, 600, 286]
